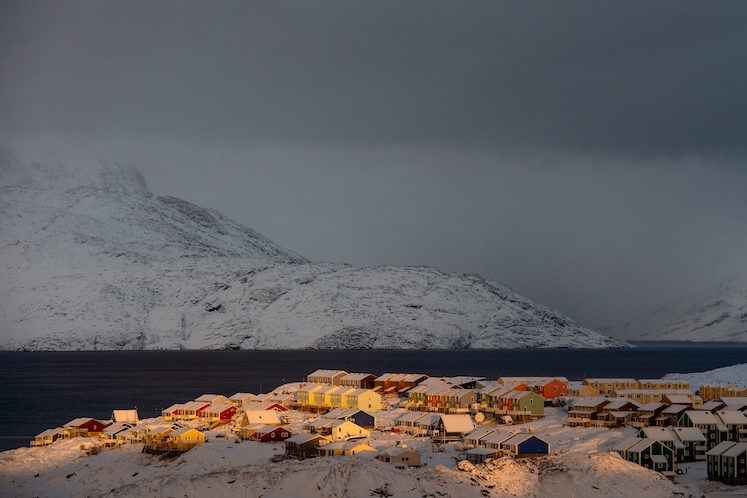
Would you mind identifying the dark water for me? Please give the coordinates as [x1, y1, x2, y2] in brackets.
[1, 342, 746, 452]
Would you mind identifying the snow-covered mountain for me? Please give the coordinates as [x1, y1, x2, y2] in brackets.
[0, 150, 631, 350]
[608, 275, 747, 342]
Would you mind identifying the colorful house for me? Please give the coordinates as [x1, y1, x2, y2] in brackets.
[308, 369, 348, 385]
[500, 434, 550, 458]
[625, 438, 676, 473]
[284, 434, 330, 459]
[377, 446, 422, 468]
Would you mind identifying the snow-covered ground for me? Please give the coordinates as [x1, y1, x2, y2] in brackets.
[4, 363, 747, 497]
[665, 363, 747, 388]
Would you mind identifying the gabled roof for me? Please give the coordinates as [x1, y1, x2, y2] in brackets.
[381, 446, 420, 457]
[627, 438, 667, 454]
[195, 394, 229, 404]
[112, 409, 139, 423]
[201, 402, 235, 415]
[341, 373, 375, 381]
[439, 414, 474, 434]
[35, 427, 64, 438]
[169, 426, 203, 437]
[637, 402, 666, 412]
[103, 422, 132, 436]
[603, 399, 641, 410]
[285, 433, 328, 445]
[308, 369, 348, 379]
[397, 411, 428, 423]
[500, 433, 548, 448]
[230, 392, 255, 402]
[572, 397, 611, 409]
[671, 427, 706, 442]
[716, 410, 747, 425]
[64, 417, 98, 427]
[722, 442, 747, 457]
[683, 410, 718, 424]
[706, 441, 737, 456]
[612, 437, 643, 452]
[464, 427, 497, 441]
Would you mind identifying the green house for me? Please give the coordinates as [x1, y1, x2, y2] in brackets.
[626, 438, 676, 473]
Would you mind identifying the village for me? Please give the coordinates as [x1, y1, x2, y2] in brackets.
[27, 368, 747, 488]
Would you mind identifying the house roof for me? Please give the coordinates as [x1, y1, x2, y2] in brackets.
[706, 441, 737, 456]
[612, 437, 643, 452]
[195, 394, 229, 404]
[36, 427, 64, 438]
[683, 410, 718, 424]
[103, 422, 131, 436]
[341, 373, 374, 381]
[464, 427, 498, 441]
[638, 402, 666, 412]
[112, 409, 139, 423]
[603, 399, 641, 410]
[285, 433, 328, 445]
[501, 433, 546, 448]
[640, 427, 677, 442]
[628, 438, 666, 454]
[202, 402, 235, 415]
[439, 414, 474, 434]
[65, 417, 98, 427]
[381, 446, 419, 457]
[716, 410, 747, 424]
[672, 427, 706, 442]
[722, 442, 747, 458]
[308, 369, 348, 379]
[229, 392, 255, 401]
[170, 427, 203, 437]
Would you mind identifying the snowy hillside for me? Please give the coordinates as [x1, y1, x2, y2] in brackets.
[608, 275, 747, 342]
[0, 150, 630, 350]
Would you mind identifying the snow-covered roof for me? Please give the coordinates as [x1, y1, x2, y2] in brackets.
[439, 414, 473, 434]
[722, 442, 747, 457]
[640, 427, 676, 442]
[637, 402, 666, 412]
[612, 437, 642, 452]
[466, 447, 501, 455]
[627, 438, 663, 454]
[603, 399, 641, 410]
[684, 410, 718, 424]
[464, 427, 497, 441]
[308, 369, 347, 379]
[706, 441, 737, 456]
[341, 373, 374, 381]
[35, 427, 64, 438]
[716, 410, 747, 424]
[229, 392, 255, 401]
[112, 410, 139, 423]
[285, 433, 327, 445]
[671, 427, 706, 442]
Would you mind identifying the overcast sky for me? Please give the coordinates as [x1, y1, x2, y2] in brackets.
[2, 1, 747, 330]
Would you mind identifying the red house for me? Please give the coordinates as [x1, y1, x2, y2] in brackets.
[530, 378, 568, 399]
[250, 425, 293, 442]
[64, 418, 107, 437]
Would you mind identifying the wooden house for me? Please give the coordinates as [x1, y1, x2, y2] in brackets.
[567, 382, 599, 397]
[101, 422, 132, 446]
[661, 394, 694, 408]
[328, 386, 356, 408]
[30, 427, 64, 447]
[111, 409, 139, 424]
[317, 440, 377, 457]
[442, 387, 477, 411]
[625, 438, 676, 473]
[433, 414, 474, 443]
[308, 369, 348, 385]
[296, 384, 323, 406]
[161, 404, 183, 421]
[715, 411, 747, 443]
[247, 425, 293, 443]
[613, 437, 645, 460]
[340, 373, 376, 389]
[313, 385, 341, 406]
[564, 397, 610, 427]
[323, 408, 377, 428]
[327, 419, 370, 441]
[195, 394, 231, 406]
[463, 427, 498, 448]
[526, 378, 568, 399]
[229, 393, 256, 407]
[64, 418, 107, 438]
[243, 400, 289, 412]
[500, 434, 550, 458]
[237, 409, 282, 427]
[582, 378, 638, 395]
[395, 411, 427, 434]
[377, 446, 422, 468]
[412, 413, 440, 437]
[503, 390, 545, 418]
[678, 411, 724, 450]
[465, 447, 502, 464]
[166, 427, 206, 452]
[671, 427, 708, 462]
[178, 401, 211, 420]
[632, 402, 667, 428]
[707, 441, 736, 481]
[698, 400, 728, 413]
[660, 404, 689, 427]
[638, 379, 690, 391]
[284, 434, 330, 459]
[198, 402, 237, 425]
[343, 389, 383, 411]
[720, 442, 747, 485]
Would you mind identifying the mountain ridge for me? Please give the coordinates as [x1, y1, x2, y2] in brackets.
[0, 150, 631, 350]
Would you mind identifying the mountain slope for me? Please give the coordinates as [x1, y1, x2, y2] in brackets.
[0, 151, 630, 350]
[609, 275, 747, 342]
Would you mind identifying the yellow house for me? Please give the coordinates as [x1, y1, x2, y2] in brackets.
[567, 382, 600, 397]
[166, 427, 206, 452]
[296, 384, 324, 406]
[312, 385, 340, 406]
[637, 379, 691, 391]
[328, 386, 356, 407]
[582, 378, 638, 395]
[328, 419, 370, 441]
[343, 389, 383, 411]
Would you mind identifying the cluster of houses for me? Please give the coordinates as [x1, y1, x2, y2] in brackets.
[27, 368, 747, 485]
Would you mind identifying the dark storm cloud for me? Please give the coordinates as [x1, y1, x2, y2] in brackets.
[2, 1, 747, 156]
[2, 1, 747, 330]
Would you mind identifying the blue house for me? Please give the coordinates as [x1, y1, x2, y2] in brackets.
[500, 434, 550, 457]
